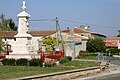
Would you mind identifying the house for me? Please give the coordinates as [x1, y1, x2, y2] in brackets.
[104, 37, 120, 49]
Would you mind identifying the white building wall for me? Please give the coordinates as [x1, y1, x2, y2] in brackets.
[32, 36, 42, 52]
[118, 43, 120, 49]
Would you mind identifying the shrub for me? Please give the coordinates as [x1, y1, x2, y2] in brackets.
[44, 62, 56, 67]
[66, 56, 72, 61]
[2, 58, 16, 66]
[29, 59, 43, 67]
[109, 48, 120, 54]
[59, 57, 69, 64]
[16, 58, 28, 66]
[44, 63, 52, 67]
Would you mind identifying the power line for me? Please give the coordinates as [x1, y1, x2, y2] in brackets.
[13, 19, 55, 22]
[30, 19, 55, 21]
[13, 18, 119, 29]
[58, 18, 117, 28]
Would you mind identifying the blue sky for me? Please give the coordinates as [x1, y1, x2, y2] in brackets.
[0, 0, 120, 37]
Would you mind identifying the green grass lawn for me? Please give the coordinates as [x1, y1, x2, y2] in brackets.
[0, 60, 100, 79]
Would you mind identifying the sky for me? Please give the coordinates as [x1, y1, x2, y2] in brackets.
[0, 0, 120, 37]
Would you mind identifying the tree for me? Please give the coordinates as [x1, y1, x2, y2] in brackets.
[117, 30, 120, 37]
[0, 13, 17, 31]
[8, 18, 17, 31]
[43, 36, 62, 51]
[86, 37, 106, 52]
[0, 37, 4, 52]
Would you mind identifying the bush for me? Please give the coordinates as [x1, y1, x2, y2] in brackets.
[66, 56, 72, 61]
[2, 58, 16, 66]
[109, 48, 120, 54]
[44, 62, 56, 67]
[16, 58, 28, 66]
[44, 63, 52, 67]
[59, 57, 69, 64]
[29, 59, 43, 67]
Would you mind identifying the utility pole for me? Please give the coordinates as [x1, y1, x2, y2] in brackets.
[56, 17, 59, 46]
[55, 17, 65, 55]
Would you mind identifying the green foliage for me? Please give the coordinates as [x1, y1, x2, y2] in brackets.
[109, 48, 120, 53]
[2, 58, 16, 66]
[43, 36, 62, 51]
[29, 59, 43, 67]
[8, 18, 17, 31]
[44, 59, 57, 67]
[66, 56, 72, 61]
[44, 62, 56, 67]
[0, 37, 4, 51]
[0, 13, 17, 31]
[59, 57, 69, 64]
[107, 48, 120, 56]
[117, 30, 120, 37]
[87, 37, 106, 52]
[16, 58, 28, 66]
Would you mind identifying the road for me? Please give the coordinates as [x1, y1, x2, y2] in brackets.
[97, 73, 120, 80]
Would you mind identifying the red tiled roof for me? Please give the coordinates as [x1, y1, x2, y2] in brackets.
[105, 37, 120, 42]
[62, 28, 90, 34]
[0, 30, 57, 38]
[0, 31, 16, 38]
[0, 28, 106, 38]
[104, 37, 120, 47]
[62, 28, 106, 38]
[30, 30, 56, 36]
[104, 40, 119, 47]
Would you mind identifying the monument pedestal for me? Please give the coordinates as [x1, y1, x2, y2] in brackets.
[6, 42, 39, 59]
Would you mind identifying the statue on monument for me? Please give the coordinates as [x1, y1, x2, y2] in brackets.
[22, 1, 26, 11]
[21, 1, 30, 33]
[23, 18, 30, 33]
